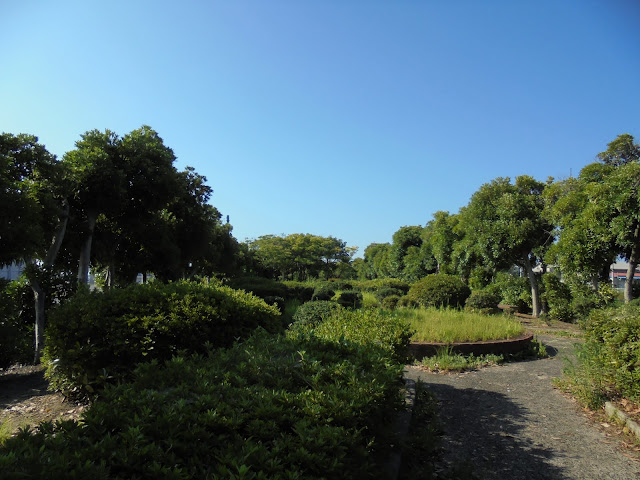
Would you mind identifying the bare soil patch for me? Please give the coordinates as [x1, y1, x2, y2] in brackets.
[0, 365, 86, 436]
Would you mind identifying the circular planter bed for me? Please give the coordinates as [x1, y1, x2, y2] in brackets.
[408, 332, 534, 360]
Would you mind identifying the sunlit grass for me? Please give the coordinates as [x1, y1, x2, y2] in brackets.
[397, 307, 525, 343]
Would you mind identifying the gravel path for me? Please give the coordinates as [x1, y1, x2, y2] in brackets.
[403, 335, 640, 480]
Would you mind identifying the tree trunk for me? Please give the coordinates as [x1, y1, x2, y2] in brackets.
[78, 212, 97, 286]
[29, 200, 70, 364]
[31, 278, 45, 364]
[522, 255, 541, 318]
[624, 221, 640, 303]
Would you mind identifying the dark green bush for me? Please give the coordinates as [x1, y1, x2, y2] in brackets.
[541, 274, 574, 322]
[491, 271, 530, 313]
[1, 330, 409, 479]
[358, 278, 411, 294]
[0, 278, 33, 368]
[291, 300, 343, 328]
[465, 289, 501, 314]
[42, 280, 281, 399]
[226, 276, 289, 299]
[374, 287, 405, 302]
[381, 294, 401, 310]
[406, 274, 471, 309]
[335, 291, 363, 309]
[312, 285, 335, 301]
[282, 281, 315, 302]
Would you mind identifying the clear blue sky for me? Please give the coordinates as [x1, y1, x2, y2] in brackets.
[2, 1, 639, 256]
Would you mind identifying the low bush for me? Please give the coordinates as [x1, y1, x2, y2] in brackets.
[374, 287, 405, 302]
[406, 274, 470, 309]
[226, 276, 289, 299]
[291, 300, 343, 328]
[491, 271, 530, 313]
[1, 330, 409, 479]
[281, 281, 315, 302]
[381, 294, 401, 310]
[311, 285, 335, 301]
[582, 305, 640, 403]
[465, 290, 501, 314]
[358, 278, 411, 294]
[42, 280, 281, 399]
[335, 291, 363, 309]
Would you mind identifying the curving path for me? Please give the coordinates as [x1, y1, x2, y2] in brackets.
[403, 335, 640, 480]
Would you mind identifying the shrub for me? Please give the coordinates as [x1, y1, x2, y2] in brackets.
[0, 279, 33, 368]
[582, 305, 640, 402]
[374, 287, 405, 302]
[381, 295, 401, 310]
[492, 271, 530, 312]
[358, 278, 411, 294]
[406, 274, 470, 309]
[465, 289, 501, 314]
[1, 331, 409, 479]
[291, 300, 343, 328]
[282, 281, 315, 302]
[42, 280, 281, 399]
[226, 276, 289, 299]
[336, 291, 363, 309]
[311, 285, 335, 301]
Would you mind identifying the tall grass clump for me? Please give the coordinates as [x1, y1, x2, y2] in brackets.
[397, 307, 525, 343]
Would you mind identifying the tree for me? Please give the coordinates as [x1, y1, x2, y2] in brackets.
[545, 134, 640, 303]
[249, 234, 355, 281]
[0, 133, 70, 361]
[422, 211, 459, 274]
[459, 176, 552, 317]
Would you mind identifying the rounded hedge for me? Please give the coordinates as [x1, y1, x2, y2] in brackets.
[336, 291, 363, 309]
[465, 289, 501, 314]
[43, 280, 281, 399]
[407, 274, 471, 309]
[291, 300, 343, 328]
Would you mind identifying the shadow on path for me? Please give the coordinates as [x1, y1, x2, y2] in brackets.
[424, 382, 569, 480]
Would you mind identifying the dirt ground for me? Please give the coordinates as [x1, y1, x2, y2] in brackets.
[0, 365, 86, 436]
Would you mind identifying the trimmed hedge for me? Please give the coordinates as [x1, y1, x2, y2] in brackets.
[1, 330, 409, 479]
[465, 289, 501, 314]
[291, 300, 343, 328]
[42, 281, 281, 399]
[406, 274, 470, 309]
[335, 291, 363, 309]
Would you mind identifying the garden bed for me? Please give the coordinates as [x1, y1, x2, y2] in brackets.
[408, 332, 534, 359]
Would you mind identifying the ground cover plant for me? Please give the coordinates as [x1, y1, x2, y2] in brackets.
[397, 307, 525, 343]
[0, 311, 416, 478]
[42, 280, 281, 399]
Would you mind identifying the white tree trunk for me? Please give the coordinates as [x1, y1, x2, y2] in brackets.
[522, 255, 541, 318]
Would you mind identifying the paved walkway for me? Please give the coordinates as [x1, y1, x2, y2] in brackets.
[404, 335, 640, 480]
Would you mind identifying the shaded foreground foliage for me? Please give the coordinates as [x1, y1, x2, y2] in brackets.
[0, 295, 420, 479]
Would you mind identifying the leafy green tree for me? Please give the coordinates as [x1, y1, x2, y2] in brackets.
[388, 225, 435, 281]
[249, 234, 354, 280]
[458, 176, 552, 317]
[360, 243, 393, 279]
[545, 134, 640, 303]
[422, 211, 459, 274]
[0, 133, 70, 361]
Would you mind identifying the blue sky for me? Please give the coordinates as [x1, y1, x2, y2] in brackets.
[2, 1, 639, 256]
